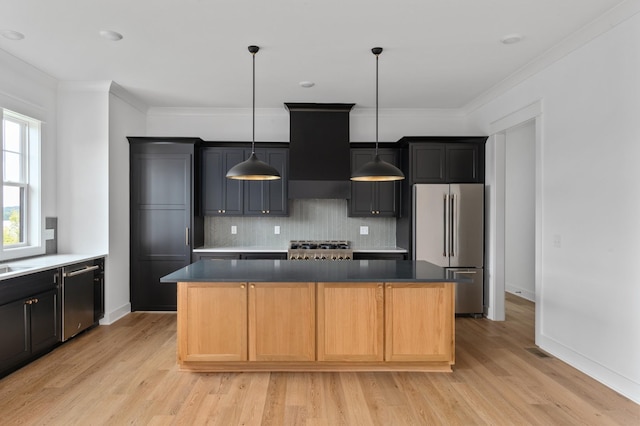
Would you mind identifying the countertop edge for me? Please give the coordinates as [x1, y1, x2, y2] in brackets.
[194, 247, 408, 254]
[0, 253, 107, 281]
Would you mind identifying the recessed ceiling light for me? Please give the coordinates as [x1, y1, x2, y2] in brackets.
[501, 34, 523, 45]
[299, 81, 315, 88]
[1, 30, 25, 41]
[99, 30, 123, 41]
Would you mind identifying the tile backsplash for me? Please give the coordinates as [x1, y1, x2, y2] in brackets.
[205, 199, 396, 248]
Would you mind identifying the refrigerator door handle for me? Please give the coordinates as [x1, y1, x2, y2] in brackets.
[450, 193, 455, 257]
[443, 194, 448, 257]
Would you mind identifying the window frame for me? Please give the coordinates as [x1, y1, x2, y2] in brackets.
[1, 108, 43, 260]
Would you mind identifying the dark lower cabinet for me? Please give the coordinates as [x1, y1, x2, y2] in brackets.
[0, 269, 59, 378]
[353, 253, 408, 260]
[129, 138, 204, 311]
[349, 148, 400, 217]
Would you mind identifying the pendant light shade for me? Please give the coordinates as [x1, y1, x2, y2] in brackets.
[226, 45, 281, 181]
[351, 47, 405, 182]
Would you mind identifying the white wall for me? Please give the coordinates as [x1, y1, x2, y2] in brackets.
[505, 121, 536, 301]
[468, 13, 640, 403]
[0, 49, 58, 241]
[57, 83, 110, 254]
[146, 107, 472, 141]
[106, 86, 146, 324]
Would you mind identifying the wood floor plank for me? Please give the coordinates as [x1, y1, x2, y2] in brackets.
[0, 295, 638, 425]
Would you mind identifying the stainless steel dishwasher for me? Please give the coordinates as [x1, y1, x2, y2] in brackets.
[62, 261, 99, 341]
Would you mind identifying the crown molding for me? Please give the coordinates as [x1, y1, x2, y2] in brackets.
[463, 0, 640, 115]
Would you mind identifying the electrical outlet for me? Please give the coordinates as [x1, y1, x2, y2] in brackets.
[360, 226, 369, 235]
[44, 229, 55, 240]
[231, 225, 237, 235]
[274, 225, 280, 235]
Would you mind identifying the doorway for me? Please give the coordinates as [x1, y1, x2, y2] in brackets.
[484, 100, 542, 334]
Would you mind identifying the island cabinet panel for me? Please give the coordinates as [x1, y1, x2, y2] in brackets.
[384, 283, 454, 362]
[177, 283, 247, 362]
[317, 283, 384, 361]
[248, 283, 315, 361]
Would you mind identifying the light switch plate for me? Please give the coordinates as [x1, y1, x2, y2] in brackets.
[274, 225, 280, 235]
[231, 225, 237, 234]
[44, 228, 55, 240]
[360, 226, 369, 235]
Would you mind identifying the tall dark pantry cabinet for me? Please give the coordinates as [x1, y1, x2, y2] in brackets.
[128, 138, 204, 311]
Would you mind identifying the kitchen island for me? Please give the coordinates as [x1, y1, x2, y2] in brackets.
[161, 259, 464, 372]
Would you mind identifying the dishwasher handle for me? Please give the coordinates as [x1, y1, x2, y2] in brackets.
[63, 264, 100, 278]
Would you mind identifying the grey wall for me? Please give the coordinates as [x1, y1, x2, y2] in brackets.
[206, 199, 397, 248]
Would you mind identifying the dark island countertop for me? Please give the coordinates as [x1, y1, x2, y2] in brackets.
[161, 259, 467, 283]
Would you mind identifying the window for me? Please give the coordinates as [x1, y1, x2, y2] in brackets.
[1, 109, 42, 259]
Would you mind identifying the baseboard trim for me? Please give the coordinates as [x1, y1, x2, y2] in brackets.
[538, 334, 640, 404]
[505, 285, 535, 302]
[100, 303, 131, 325]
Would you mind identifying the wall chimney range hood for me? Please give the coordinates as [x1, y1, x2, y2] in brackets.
[286, 103, 355, 199]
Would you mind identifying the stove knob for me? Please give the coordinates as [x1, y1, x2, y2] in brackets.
[290, 255, 296, 260]
[314, 255, 321, 260]
[338, 255, 344, 260]
[321, 255, 327, 260]
[345, 255, 351, 260]
[304, 255, 310, 260]
[331, 255, 337, 260]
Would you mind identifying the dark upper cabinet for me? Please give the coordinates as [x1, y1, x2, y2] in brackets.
[202, 146, 288, 217]
[349, 148, 399, 217]
[244, 148, 288, 216]
[201, 147, 244, 215]
[0, 269, 59, 378]
[406, 138, 485, 184]
[129, 138, 204, 311]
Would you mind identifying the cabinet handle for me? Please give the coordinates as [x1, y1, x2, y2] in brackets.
[33, 298, 38, 304]
[250, 284, 255, 289]
[240, 284, 245, 289]
[25, 300, 32, 305]
[222, 209, 225, 213]
[185, 228, 190, 246]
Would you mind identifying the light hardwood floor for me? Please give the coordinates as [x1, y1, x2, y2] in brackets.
[0, 294, 638, 425]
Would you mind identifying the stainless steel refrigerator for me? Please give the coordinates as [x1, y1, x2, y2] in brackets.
[413, 184, 484, 315]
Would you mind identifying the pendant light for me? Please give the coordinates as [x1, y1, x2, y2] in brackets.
[351, 47, 405, 182]
[226, 45, 281, 181]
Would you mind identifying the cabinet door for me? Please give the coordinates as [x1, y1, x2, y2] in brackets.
[177, 283, 247, 362]
[385, 283, 454, 362]
[248, 282, 315, 361]
[410, 143, 445, 183]
[446, 144, 480, 183]
[244, 148, 288, 216]
[130, 145, 194, 311]
[350, 149, 399, 217]
[0, 299, 29, 371]
[317, 283, 384, 361]
[202, 148, 244, 215]
[30, 289, 60, 354]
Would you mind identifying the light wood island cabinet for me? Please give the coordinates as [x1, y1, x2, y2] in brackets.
[248, 282, 315, 361]
[317, 283, 384, 362]
[164, 260, 463, 372]
[385, 283, 454, 362]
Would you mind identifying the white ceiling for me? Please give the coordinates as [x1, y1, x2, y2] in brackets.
[0, 0, 630, 110]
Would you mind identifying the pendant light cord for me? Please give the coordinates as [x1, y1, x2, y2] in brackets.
[252, 49, 256, 154]
[374, 49, 380, 155]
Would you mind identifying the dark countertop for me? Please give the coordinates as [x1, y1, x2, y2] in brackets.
[161, 259, 466, 283]
[193, 246, 408, 254]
